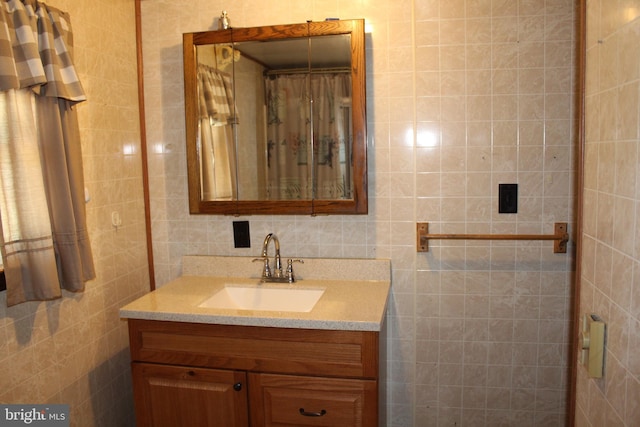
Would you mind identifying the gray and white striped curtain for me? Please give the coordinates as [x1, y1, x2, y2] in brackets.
[0, 0, 95, 306]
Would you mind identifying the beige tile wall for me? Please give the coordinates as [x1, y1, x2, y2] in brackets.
[142, 0, 577, 426]
[0, 1, 148, 426]
[576, 1, 640, 426]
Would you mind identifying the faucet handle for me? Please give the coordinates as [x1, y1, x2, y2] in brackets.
[285, 259, 304, 283]
[252, 256, 271, 278]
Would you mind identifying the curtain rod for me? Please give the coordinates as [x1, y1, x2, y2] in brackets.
[416, 222, 569, 253]
[264, 67, 351, 76]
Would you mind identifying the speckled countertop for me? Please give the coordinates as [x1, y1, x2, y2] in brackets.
[119, 256, 391, 332]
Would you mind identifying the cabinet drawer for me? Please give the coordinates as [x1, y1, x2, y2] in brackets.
[249, 373, 377, 427]
[128, 319, 379, 378]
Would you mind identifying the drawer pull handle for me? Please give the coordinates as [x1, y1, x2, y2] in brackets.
[299, 408, 327, 417]
[233, 382, 242, 391]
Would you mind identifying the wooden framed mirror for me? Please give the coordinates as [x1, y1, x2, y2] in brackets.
[183, 19, 367, 215]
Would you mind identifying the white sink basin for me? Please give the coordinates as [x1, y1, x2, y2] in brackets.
[198, 284, 325, 312]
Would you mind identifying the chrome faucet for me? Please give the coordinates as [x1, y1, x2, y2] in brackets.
[252, 233, 302, 283]
[253, 233, 283, 281]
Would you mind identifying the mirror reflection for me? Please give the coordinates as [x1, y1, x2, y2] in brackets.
[184, 20, 367, 215]
[197, 35, 353, 201]
[196, 44, 239, 200]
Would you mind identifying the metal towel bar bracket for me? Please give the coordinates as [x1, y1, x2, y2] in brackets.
[416, 222, 569, 254]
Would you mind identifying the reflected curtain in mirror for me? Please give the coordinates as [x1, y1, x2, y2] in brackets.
[265, 72, 351, 200]
[197, 64, 237, 200]
[265, 74, 311, 199]
[0, 1, 95, 306]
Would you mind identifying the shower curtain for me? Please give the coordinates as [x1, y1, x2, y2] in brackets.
[265, 72, 351, 200]
[197, 64, 237, 200]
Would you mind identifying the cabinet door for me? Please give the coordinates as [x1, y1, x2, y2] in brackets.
[248, 373, 377, 427]
[132, 362, 248, 427]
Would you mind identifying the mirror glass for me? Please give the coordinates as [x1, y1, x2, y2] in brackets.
[184, 20, 367, 215]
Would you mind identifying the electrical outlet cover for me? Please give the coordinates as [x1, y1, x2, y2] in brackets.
[499, 183, 518, 214]
[233, 221, 251, 248]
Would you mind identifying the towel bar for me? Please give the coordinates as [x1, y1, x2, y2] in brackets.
[416, 222, 569, 253]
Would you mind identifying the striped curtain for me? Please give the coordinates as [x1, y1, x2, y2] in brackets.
[0, 0, 94, 306]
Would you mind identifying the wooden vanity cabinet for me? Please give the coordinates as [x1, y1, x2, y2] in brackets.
[127, 319, 383, 427]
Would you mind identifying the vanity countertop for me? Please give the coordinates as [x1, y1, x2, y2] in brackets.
[119, 256, 391, 332]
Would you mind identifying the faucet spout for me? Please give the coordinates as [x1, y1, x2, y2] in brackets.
[261, 233, 274, 256]
[260, 233, 282, 279]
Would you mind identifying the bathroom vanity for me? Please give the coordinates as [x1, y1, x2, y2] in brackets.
[120, 256, 390, 427]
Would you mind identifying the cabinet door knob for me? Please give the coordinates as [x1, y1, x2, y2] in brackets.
[299, 408, 327, 417]
[233, 382, 242, 391]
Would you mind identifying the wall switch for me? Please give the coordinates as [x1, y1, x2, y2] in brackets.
[233, 221, 251, 248]
[499, 184, 518, 214]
